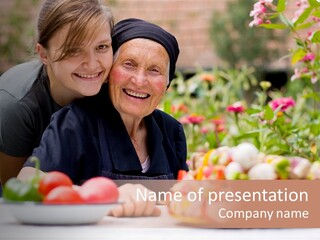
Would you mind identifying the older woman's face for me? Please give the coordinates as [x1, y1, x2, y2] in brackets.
[108, 38, 170, 118]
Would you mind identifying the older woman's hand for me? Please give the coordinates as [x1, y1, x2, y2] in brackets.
[109, 183, 161, 217]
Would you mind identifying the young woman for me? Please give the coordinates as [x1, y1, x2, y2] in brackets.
[0, 0, 114, 185]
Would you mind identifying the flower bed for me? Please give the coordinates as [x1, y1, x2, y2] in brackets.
[160, 0, 320, 180]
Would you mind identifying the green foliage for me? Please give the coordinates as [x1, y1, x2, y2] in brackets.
[209, 0, 288, 69]
[0, 0, 40, 73]
[161, 68, 319, 162]
[252, 1, 320, 86]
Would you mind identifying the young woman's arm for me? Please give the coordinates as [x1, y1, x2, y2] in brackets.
[0, 153, 27, 185]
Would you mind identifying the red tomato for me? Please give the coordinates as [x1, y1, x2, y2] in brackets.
[43, 186, 84, 204]
[77, 177, 119, 203]
[39, 171, 73, 196]
[177, 170, 187, 180]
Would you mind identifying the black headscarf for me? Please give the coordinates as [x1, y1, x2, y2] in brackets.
[112, 18, 179, 87]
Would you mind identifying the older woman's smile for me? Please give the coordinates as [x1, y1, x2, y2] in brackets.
[123, 89, 150, 99]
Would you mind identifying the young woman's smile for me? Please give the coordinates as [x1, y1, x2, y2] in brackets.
[39, 22, 113, 106]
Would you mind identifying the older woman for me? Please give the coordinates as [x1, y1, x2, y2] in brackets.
[18, 18, 188, 216]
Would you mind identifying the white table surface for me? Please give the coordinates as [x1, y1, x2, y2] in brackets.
[0, 204, 319, 240]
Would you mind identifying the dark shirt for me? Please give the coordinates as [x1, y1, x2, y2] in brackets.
[24, 85, 188, 183]
[0, 60, 60, 157]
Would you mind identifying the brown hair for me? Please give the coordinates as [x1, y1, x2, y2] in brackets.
[37, 0, 113, 61]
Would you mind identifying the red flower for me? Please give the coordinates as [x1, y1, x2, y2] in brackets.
[226, 102, 246, 113]
[269, 97, 296, 112]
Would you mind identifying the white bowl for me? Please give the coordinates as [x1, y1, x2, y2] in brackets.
[2, 200, 118, 225]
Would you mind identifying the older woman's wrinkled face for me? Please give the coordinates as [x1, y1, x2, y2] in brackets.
[108, 38, 170, 119]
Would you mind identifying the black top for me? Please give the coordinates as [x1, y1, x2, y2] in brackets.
[25, 85, 188, 183]
[0, 60, 60, 157]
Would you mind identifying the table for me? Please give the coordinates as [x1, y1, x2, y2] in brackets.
[0, 204, 319, 240]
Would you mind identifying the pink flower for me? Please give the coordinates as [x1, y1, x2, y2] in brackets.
[249, 17, 264, 27]
[200, 126, 210, 134]
[290, 67, 318, 83]
[290, 68, 302, 81]
[311, 72, 318, 84]
[249, 0, 274, 27]
[292, 0, 309, 22]
[211, 117, 226, 132]
[226, 102, 246, 113]
[290, 67, 308, 81]
[301, 53, 315, 62]
[179, 114, 205, 125]
[249, 2, 267, 17]
[311, 16, 320, 23]
[269, 97, 296, 112]
[171, 103, 188, 114]
[211, 117, 224, 126]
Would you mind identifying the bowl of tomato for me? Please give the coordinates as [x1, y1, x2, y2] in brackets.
[2, 171, 120, 225]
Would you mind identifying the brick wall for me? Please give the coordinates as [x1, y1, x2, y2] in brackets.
[106, 0, 233, 71]
[0, 0, 298, 73]
[0, 0, 40, 73]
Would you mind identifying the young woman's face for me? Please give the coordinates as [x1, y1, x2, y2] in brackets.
[108, 38, 170, 119]
[39, 22, 113, 106]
